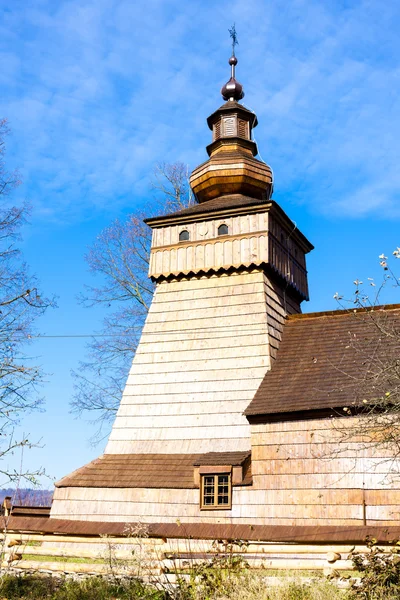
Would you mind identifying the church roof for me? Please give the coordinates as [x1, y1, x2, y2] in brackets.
[145, 194, 270, 224]
[56, 452, 252, 489]
[245, 304, 400, 418]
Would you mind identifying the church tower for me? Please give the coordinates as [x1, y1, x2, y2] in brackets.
[51, 50, 313, 523]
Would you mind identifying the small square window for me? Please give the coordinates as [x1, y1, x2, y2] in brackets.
[200, 473, 231, 509]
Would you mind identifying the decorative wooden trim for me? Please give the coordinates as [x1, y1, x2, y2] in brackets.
[145, 201, 314, 254]
[151, 229, 269, 251]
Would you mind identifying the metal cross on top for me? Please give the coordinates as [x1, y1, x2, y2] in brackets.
[228, 24, 239, 56]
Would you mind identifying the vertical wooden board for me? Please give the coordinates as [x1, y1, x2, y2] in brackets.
[153, 251, 162, 276]
[161, 249, 169, 274]
[177, 246, 186, 272]
[205, 243, 214, 269]
[239, 214, 250, 234]
[230, 238, 240, 264]
[231, 215, 240, 236]
[148, 253, 154, 277]
[190, 222, 198, 240]
[260, 235, 268, 262]
[240, 236, 250, 264]
[214, 241, 223, 267]
[163, 226, 171, 247]
[250, 236, 258, 261]
[186, 244, 194, 271]
[248, 213, 256, 233]
[170, 247, 177, 273]
[170, 224, 178, 246]
[195, 244, 205, 270]
[222, 239, 232, 266]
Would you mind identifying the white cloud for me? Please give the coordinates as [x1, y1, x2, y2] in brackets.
[1, 0, 400, 222]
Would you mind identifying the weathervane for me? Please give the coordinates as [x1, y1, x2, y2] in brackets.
[228, 24, 239, 57]
[221, 24, 244, 101]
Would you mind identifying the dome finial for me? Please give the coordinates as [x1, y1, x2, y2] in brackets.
[221, 24, 244, 101]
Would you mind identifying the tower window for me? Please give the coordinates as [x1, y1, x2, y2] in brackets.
[213, 120, 221, 141]
[179, 230, 190, 242]
[223, 116, 236, 137]
[200, 473, 231, 509]
[238, 119, 248, 138]
[218, 224, 229, 236]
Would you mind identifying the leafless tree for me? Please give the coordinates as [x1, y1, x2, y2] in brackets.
[0, 119, 54, 486]
[330, 253, 400, 471]
[71, 162, 195, 439]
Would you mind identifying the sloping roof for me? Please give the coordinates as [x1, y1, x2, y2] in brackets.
[56, 452, 251, 489]
[11, 506, 51, 517]
[206, 101, 258, 129]
[6, 514, 400, 543]
[193, 451, 250, 466]
[145, 195, 269, 224]
[245, 305, 400, 417]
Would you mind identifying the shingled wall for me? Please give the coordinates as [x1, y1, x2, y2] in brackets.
[51, 268, 301, 522]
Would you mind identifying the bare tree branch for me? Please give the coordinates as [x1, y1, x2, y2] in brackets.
[0, 118, 55, 485]
[71, 161, 195, 441]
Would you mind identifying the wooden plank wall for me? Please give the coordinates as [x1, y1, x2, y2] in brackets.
[148, 211, 308, 300]
[51, 415, 400, 525]
[51, 268, 303, 523]
[53, 414, 400, 524]
[251, 417, 400, 526]
[105, 269, 300, 456]
[149, 212, 269, 279]
[151, 212, 268, 248]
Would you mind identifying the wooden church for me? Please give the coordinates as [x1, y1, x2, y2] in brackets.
[48, 51, 400, 535]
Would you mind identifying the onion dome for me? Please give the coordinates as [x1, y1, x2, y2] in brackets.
[190, 52, 273, 204]
[221, 56, 244, 101]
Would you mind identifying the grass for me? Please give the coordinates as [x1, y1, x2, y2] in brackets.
[0, 574, 164, 599]
[0, 572, 346, 600]
[24, 540, 42, 547]
[22, 553, 105, 564]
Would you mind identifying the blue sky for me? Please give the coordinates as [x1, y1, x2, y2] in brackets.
[1, 0, 400, 485]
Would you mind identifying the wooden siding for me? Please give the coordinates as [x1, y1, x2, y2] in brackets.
[250, 417, 400, 526]
[52, 414, 400, 525]
[51, 267, 302, 524]
[105, 270, 300, 455]
[148, 211, 308, 299]
[151, 212, 268, 247]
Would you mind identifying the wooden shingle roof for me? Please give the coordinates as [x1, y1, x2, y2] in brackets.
[56, 452, 251, 489]
[245, 305, 400, 417]
[145, 194, 269, 224]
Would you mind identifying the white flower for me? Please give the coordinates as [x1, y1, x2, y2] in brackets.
[379, 254, 388, 260]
